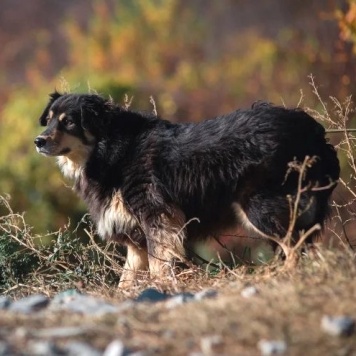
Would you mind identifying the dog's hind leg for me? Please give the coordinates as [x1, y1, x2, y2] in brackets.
[119, 243, 149, 289]
[234, 191, 320, 243]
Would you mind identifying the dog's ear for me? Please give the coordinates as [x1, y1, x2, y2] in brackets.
[39, 91, 62, 126]
[80, 95, 111, 133]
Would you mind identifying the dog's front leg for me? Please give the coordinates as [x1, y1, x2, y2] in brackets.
[119, 243, 149, 289]
[144, 211, 186, 280]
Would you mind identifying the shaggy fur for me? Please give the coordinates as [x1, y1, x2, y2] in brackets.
[34, 92, 340, 287]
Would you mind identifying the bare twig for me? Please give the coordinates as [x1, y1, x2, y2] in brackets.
[150, 95, 158, 116]
[123, 94, 134, 110]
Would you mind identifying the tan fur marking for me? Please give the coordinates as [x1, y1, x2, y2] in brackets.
[233, 203, 270, 238]
[96, 191, 138, 239]
[49, 110, 54, 119]
[57, 135, 94, 180]
[58, 113, 66, 122]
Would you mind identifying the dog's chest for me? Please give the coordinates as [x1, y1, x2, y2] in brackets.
[95, 191, 138, 239]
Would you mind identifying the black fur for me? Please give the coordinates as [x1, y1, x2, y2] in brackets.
[35, 93, 340, 281]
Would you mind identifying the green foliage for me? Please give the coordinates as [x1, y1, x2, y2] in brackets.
[337, 1, 356, 54]
[0, 197, 122, 293]
[0, 226, 40, 290]
[0, 197, 41, 290]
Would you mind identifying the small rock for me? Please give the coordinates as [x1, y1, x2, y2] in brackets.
[50, 294, 118, 315]
[162, 330, 175, 339]
[258, 339, 287, 355]
[28, 340, 63, 356]
[52, 289, 81, 304]
[194, 289, 218, 301]
[0, 341, 12, 355]
[103, 340, 128, 356]
[0, 296, 11, 309]
[200, 335, 222, 354]
[14, 327, 29, 339]
[116, 300, 135, 312]
[135, 288, 170, 303]
[321, 315, 355, 336]
[9, 294, 49, 313]
[166, 293, 195, 308]
[65, 341, 101, 356]
[241, 286, 259, 298]
[34, 326, 89, 338]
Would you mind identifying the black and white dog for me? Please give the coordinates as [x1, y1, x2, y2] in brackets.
[34, 92, 340, 287]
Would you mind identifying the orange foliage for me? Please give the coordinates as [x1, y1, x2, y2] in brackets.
[337, 1, 356, 53]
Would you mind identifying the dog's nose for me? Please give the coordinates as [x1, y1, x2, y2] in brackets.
[34, 137, 47, 148]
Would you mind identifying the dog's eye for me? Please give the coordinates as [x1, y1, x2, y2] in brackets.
[62, 118, 75, 127]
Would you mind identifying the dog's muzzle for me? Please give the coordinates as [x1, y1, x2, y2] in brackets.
[34, 137, 47, 149]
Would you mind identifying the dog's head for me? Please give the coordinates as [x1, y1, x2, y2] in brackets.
[34, 92, 111, 164]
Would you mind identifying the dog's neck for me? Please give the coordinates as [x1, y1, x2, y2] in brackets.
[57, 156, 84, 181]
[57, 147, 92, 181]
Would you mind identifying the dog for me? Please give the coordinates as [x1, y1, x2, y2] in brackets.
[34, 92, 340, 288]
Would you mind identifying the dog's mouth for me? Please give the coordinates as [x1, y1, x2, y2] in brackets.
[35, 145, 70, 156]
[36, 146, 50, 156]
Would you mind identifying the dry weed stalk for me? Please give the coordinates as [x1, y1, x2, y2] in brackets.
[123, 93, 134, 110]
[150, 95, 158, 116]
[0, 195, 128, 295]
[307, 74, 356, 250]
[0, 196, 46, 261]
[266, 156, 324, 269]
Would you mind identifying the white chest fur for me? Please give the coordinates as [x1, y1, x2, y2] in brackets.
[57, 156, 84, 181]
[96, 191, 138, 240]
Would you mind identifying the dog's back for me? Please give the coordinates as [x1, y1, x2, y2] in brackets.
[150, 103, 339, 240]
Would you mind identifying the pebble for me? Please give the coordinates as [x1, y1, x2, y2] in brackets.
[50, 294, 119, 315]
[0, 296, 11, 309]
[9, 294, 49, 313]
[33, 326, 90, 338]
[200, 335, 222, 354]
[52, 289, 82, 304]
[0, 341, 12, 355]
[103, 339, 128, 356]
[116, 300, 135, 312]
[135, 288, 170, 303]
[258, 339, 287, 355]
[194, 289, 218, 301]
[321, 315, 355, 336]
[27, 340, 63, 355]
[136, 288, 217, 306]
[165, 293, 195, 308]
[64, 341, 101, 356]
[241, 286, 259, 298]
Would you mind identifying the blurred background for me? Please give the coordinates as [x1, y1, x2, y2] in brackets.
[0, 0, 355, 252]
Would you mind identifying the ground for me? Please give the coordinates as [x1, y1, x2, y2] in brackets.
[1, 246, 356, 355]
